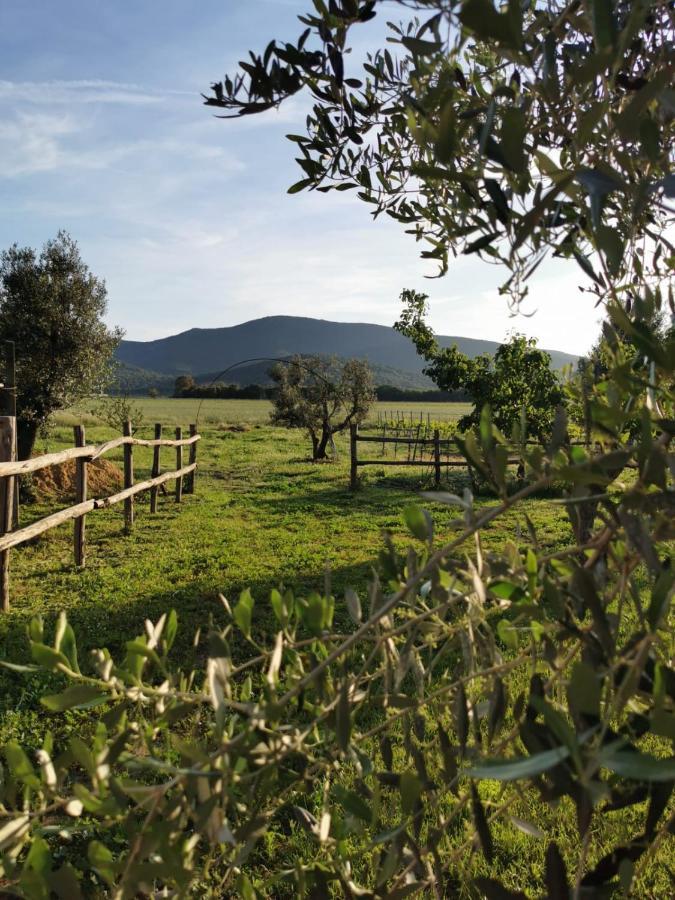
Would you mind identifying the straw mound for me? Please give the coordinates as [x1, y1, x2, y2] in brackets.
[32, 458, 123, 500]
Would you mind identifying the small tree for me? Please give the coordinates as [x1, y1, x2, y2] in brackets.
[173, 374, 195, 398]
[0, 231, 122, 460]
[270, 356, 374, 459]
[90, 393, 145, 434]
[396, 289, 564, 439]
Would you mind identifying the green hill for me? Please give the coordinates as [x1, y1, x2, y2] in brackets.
[116, 315, 578, 389]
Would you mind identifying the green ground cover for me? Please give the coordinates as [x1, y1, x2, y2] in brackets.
[57, 398, 474, 430]
[0, 400, 670, 896]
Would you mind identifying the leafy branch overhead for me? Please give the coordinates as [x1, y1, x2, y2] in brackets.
[206, 1, 674, 305]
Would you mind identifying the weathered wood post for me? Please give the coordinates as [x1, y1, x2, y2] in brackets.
[349, 424, 358, 491]
[3, 342, 19, 529]
[175, 426, 183, 503]
[123, 420, 134, 532]
[150, 423, 162, 513]
[381, 421, 386, 457]
[0, 416, 16, 611]
[433, 428, 441, 489]
[73, 425, 87, 566]
[186, 423, 197, 494]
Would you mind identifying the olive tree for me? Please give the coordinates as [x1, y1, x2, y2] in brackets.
[270, 355, 374, 459]
[395, 288, 565, 439]
[0, 231, 122, 460]
[205, 0, 672, 313]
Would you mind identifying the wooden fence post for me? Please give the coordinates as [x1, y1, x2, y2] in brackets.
[350, 424, 358, 491]
[3, 342, 19, 529]
[433, 428, 441, 489]
[175, 427, 183, 503]
[0, 416, 16, 611]
[186, 423, 197, 494]
[73, 425, 87, 566]
[123, 420, 134, 532]
[150, 423, 162, 512]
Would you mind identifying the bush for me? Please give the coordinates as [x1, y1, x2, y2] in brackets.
[0, 307, 672, 898]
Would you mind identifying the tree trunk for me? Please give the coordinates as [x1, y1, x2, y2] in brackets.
[314, 430, 330, 460]
[567, 496, 600, 547]
[17, 419, 39, 462]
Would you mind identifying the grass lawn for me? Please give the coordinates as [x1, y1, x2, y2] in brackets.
[59, 397, 474, 430]
[0, 400, 670, 897]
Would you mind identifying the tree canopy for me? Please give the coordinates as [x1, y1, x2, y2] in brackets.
[270, 355, 375, 459]
[206, 0, 673, 314]
[0, 231, 122, 460]
[395, 288, 564, 438]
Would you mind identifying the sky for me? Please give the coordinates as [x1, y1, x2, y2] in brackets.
[0, 0, 604, 355]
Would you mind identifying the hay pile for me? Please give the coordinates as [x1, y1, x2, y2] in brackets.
[32, 458, 123, 500]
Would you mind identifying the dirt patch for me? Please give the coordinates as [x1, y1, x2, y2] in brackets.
[32, 458, 123, 500]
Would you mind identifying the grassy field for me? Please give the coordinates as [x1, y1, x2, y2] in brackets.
[57, 398, 473, 430]
[0, 400, 670, 896]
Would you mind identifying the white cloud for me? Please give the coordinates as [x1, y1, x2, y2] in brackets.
[0, 79, 189, 105]
[0, 112, 76, 176]
[0, 110, 244, 178]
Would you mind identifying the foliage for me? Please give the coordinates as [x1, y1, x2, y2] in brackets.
[0, 2, 673, 894]
[206, 0, 674, 308]
[572, 299, 673, 442]
[270, 355, 375, 459]
[174, 375, 196, 398]
[0, 231, 122, 460]
[0, 314, 673, 898]
[395, 288, 564, 439]
[175, 381, 271, 400]
[375, 385, 468, 402]
[89, 392, 145, 434]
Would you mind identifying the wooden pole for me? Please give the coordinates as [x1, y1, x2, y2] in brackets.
[150, 423, 162, 512]
[175, 427, 183, 502]
[73, 425, 87, 566]
[3, 342, 19, 529]
[186, 424, 197, 494]
[434, 428, 441, 489]
[123, 420, 134, 532]
[350, 424, 358, 491]
[0, 417, 16, 611]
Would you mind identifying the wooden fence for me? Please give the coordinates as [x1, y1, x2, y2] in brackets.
[349, 425, 588, 490]
[350, 425, 477, 490]
[0, 417, 200, 612]
[376, 409, 436, 428]
[350, 425, 556, 490]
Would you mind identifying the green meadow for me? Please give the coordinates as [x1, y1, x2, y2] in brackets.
[0, 399, 670, 896]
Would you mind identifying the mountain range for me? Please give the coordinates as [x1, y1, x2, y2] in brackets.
[115, 315, 579, 391]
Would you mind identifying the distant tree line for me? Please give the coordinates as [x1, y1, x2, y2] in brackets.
[375, 384, 468, 402]
[173, 375, 273, 399]
[173, 373, 471, 403]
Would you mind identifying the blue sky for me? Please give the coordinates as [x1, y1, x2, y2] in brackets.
[0, 0, 602, 354]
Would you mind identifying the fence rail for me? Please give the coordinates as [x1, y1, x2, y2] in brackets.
[351, 425, 539, 490]
[349, 425, 590, 489]
[0, 417, 200, 612]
